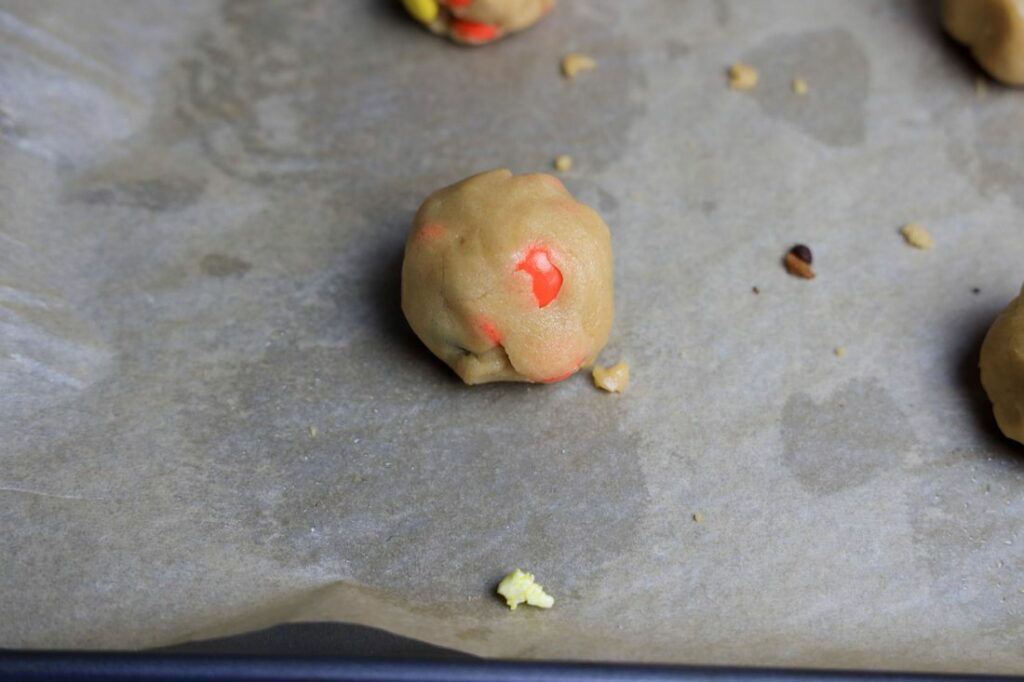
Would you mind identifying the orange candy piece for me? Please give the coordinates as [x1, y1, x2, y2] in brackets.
[478, 319, 502, 345]
[451, 18, 499, 43]
[516, 247, 562, 308]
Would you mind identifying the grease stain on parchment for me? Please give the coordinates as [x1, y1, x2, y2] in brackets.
[68, 177, 206, 212]
[782, 379, 915, 494]
[200, 253, 252, 278]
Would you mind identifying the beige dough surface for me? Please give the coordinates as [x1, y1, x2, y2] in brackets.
[943, 0, 1024, 85]
[980, 285, 1024, 444]
[401, 169, 614, 385]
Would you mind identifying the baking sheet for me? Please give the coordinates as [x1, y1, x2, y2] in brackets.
[2, 0, 1023, 674]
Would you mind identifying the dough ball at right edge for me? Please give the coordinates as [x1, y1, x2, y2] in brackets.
[980, 286, 1024, 444]
[942, 0, 1024, 85]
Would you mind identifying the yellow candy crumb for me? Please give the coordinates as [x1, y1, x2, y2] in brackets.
[728, 63, 759, 91]
[561, 53, 597, 79]
[553, 155, 572, 172]
[592, 361, 630, 393]
[900, 223, 934, 250]
[402, 0, 438, 24]
[792, 77, 809, 95]
[834, 346, 846, 359]
[497, 569, 554, 610]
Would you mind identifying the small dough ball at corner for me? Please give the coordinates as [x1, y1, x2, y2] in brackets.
[402, 0, 556, 46]
[943, 0, 1024, 85]
[402, 169, 614, 385]
[980, 286, 1024, 444]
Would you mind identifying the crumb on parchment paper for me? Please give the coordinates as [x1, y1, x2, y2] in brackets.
[592, 361, 630, 393]
[692, 512, 704, 523]
[728, 63, 758, 90]
[834, 346, 846, 359]
[561, 53, 596, 79]
[901, 223, 933, 250]
[553, 154, 572, 172]
[792, 77, 808, 95]
[497, 569, 554, 610]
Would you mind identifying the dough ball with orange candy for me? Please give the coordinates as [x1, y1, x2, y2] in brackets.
[402, 0, 555, 45]
[402, 169, 614, 385]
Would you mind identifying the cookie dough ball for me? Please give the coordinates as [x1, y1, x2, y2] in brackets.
[402, 169, 613, 385]
[980, 286, 1024, 444]
[402, 0, 555, 46]
[943, 0, 1024, 85]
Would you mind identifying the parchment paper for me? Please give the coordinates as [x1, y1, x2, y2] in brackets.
[2, 0, 1023, 674]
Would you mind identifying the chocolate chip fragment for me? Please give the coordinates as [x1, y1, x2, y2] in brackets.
[789, 244, 813, 265]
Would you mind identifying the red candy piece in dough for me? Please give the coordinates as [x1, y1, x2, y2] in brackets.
[418, 223, 445, 240]
[516, 247, 562, 308]
[478, 318, 502, 344]
[451, 18, 499, 43]
[443, 0, 473, 7]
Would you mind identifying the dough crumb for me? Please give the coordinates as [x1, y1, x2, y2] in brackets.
[900, 223, 934, 250]
[308, 425, 317, 438]
[792, 77, 809, 95]
[553, 154, 573, 172]
[784, 252, 815, 279]
[497, 569, 554, 610]
[561, 53, 596, 79]
[728, 63, 759, 91]
[692, 512, 704, 523]
[592, 361, 630, 393]
[834, 346, 846, 359]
